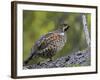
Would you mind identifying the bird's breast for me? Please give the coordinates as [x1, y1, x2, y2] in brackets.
[36, 32, 67, 59]
[46, 33, 66, 52]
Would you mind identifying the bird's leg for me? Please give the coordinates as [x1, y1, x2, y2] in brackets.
[48, 57, 53, 62]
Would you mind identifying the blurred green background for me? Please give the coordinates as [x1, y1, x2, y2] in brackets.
[23, 10, 91, 65]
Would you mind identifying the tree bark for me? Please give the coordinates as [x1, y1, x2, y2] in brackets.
[82, 15, 90, 47]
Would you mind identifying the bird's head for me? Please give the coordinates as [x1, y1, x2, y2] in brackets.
[61, 24, 70, 32]
[55, 23, 70, 33]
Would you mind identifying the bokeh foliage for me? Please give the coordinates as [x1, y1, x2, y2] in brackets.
[23, 10, 91, 65]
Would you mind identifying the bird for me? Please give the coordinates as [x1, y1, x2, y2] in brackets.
[24, 24, 70, 65]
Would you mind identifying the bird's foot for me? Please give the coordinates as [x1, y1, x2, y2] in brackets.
[48, 59, 52, 62]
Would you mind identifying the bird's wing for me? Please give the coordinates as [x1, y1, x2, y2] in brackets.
[34, 32, 54, 51]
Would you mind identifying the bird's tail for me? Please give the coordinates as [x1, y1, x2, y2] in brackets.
[24, 51, 36, 65]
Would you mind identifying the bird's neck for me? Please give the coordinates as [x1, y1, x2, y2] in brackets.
[60, 32, 64, 36]
[54, 29, 63, 33]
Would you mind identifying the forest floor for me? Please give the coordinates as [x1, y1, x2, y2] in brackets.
[24, 48, 90, 69]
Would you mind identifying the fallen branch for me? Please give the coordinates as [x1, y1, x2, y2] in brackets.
[24, 48, 90, 69]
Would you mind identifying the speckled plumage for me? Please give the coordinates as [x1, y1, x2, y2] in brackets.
[24, 24, 70, 65]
